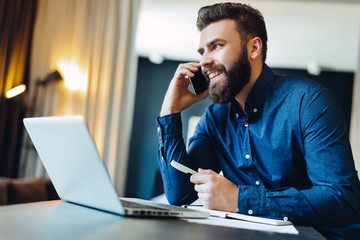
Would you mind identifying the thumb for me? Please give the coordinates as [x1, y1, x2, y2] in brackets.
[196, 89, 209, 100]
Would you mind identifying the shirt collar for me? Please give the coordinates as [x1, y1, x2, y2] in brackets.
[231, 64, 275, 120]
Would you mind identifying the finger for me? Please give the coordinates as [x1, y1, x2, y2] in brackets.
[183, 62, 201, 70]
[190, 173, 207, 184]
[177, 63, 201, 78]
[198, 168, 216, 174]
[178, 63, 200, 73]
[197, 193, 214, 209]
[194, 183, 209, 193]
[192, 89, 209, 101]
[197, 192, 210, 202]
[175, 68, 194, 79]
[198, 89, 209, 98]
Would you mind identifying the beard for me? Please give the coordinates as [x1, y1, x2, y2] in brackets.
[207, 49, 251, 104]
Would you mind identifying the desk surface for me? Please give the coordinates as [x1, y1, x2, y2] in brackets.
[0, 200, 325, 240]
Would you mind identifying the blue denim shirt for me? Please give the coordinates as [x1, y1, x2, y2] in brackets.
[157, 64, 360, 234]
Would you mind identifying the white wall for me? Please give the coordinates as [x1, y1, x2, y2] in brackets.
[136, 0, 360, 72]
[350, 28, 360, 178]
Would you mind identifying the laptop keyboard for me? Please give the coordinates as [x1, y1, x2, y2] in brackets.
[120, 199, 165, 210]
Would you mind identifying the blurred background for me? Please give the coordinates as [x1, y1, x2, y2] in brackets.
[1, 0, 360, 201]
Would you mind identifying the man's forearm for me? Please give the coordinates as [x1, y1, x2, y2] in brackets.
[157, 113, 198, 205]
[237, 185, 360, 227]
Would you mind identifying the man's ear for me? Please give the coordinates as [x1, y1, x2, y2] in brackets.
[248, 37, 262, 60]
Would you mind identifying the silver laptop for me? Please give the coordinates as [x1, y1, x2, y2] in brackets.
[23, 115, 209, 219]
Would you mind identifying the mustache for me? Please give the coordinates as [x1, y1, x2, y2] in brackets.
[202, 64, 227, 78]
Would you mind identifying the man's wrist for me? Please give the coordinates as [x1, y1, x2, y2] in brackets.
[160, 109, 171, 117]
[160, 106, 181, 117]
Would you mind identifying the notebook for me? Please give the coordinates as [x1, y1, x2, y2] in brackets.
[183, 206, 293, 226]
[23, 115, 209, 219]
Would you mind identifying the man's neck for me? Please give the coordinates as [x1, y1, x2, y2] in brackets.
[235, 63, 263, 114]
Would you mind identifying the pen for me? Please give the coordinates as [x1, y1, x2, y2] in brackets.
[170, 160, 198, 175]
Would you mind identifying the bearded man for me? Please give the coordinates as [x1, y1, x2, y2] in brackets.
[156, 3, 360, 239]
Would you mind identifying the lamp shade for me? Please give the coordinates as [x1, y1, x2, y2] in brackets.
[40, 70, 63, 86]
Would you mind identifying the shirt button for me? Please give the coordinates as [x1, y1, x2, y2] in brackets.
[253, 108, 257, 113]
[283, 217, 289, 221]
[244, 123, 248, 127]
[245, 154, 250, 159]
[236, 113, 239, 118]
[248, 209, 253, 215]
[255, 181, 261, 186]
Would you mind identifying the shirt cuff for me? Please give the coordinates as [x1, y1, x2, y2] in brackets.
[156, 113, 183, 144]
[237, 185, 269, 216]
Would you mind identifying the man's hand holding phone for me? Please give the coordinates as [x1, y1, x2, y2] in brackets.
[160, 62, 208, 117]
[189, 67, 209, 95]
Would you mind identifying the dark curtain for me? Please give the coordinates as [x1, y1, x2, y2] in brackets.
[0, 0, 37, 177]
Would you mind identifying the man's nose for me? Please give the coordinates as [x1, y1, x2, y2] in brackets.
[200, 52, 214, 68]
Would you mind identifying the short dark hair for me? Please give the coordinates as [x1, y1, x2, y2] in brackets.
[197, 2, 268, 63]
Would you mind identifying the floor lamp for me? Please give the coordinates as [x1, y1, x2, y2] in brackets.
[7, 70, 63, 178]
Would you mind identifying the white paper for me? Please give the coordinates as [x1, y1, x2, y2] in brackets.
[184, 217, 299, 235]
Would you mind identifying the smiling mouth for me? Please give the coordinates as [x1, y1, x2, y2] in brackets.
[208, 71, 223, 82]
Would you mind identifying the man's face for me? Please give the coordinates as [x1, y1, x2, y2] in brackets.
[198, 19, 251, 104]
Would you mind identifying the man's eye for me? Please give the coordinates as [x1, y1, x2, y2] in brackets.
[213, 44, 221, 49]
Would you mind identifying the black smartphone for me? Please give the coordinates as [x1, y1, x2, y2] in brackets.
[189, 69, 209, 95]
